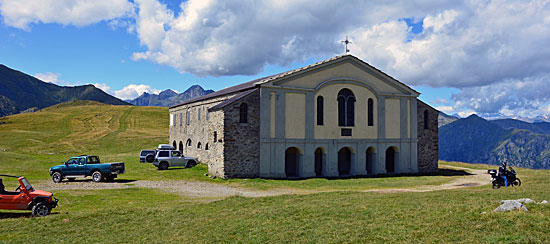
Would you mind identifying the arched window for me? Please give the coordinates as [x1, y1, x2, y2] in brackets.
[368, 98, 374, 126]
[197, 142, 202, 149]
[424, 109, 429, 129]
[172, 141, 177, 150]
[239, 103, 248, 123]
[205, 143, 209, 150]
[317, 96, 324, 125]
[338, 89, 355, 126]
[186, 139, 192, 147]
[179, 141, 183, 152]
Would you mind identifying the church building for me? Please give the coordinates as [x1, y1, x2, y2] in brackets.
[169, 54, 439, 179]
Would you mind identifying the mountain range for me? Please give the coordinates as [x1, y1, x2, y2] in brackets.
[439, 114, 550, 169]
[126, 85, 214, 107]
[0, 64, 129, 117]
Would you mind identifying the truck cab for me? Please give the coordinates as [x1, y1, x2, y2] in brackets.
[49, 155, 125, 183]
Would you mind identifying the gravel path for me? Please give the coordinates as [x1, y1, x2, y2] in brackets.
[36, 166, 489, 200]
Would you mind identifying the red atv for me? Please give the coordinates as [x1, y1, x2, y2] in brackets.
[0, 175, 58, 217]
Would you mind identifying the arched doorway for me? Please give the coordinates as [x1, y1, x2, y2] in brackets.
[178, 141, 183, 152]
[172, 141, 177, 150]
[366, 147, 376, 174]
[338, 147, 352, 176]
[314, 148, 324, 177]
[386, 147, 397, 173]
[285, 147, 300, 177]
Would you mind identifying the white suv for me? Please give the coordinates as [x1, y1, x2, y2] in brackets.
[152, 150, 198, 170]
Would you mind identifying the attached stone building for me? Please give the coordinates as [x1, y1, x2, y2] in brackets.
[169, 55, 439, 179]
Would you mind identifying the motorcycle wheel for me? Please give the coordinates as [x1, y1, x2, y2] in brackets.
[492, 181, 500, 189]
[512, 178, 521, 187]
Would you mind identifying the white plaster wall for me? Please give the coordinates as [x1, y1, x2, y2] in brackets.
[285, 92, 306, 139]
[385, 98, 401, 139]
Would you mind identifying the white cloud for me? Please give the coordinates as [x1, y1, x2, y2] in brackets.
[34, 72, 61, 83]
[113, 84, 161, 100]
[131, 0, 459, 76]
[9, 0, 550, 118]
[92, 83, 113, 94]
[34, 72, 81, 86]
[435, 106, 454, 114]
[0, 0, 134, 30]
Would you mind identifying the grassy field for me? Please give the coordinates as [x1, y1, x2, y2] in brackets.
[1, 101, 550, 243]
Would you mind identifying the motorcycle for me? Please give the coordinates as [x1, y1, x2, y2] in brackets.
[487, 167, 521, 189]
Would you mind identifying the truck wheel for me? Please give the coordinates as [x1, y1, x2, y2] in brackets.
[146, 154, 155, 163]
[32, 202, 51, 217]
[92, 171, 103, 182]
[52, 172, 62, 183]
[158, 162, 169, 170]
[186, 160, 197, 168]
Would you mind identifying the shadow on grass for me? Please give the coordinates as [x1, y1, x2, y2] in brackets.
[0, 212, 59, 219]
[62, 179, 137, 184]
[274, 168, 473, 181]
[158, 167, 189, 171]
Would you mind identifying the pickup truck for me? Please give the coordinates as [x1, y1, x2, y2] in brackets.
[49, 156, 125, 183]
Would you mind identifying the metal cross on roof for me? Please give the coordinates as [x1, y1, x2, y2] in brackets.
[341, 36, 352, 54]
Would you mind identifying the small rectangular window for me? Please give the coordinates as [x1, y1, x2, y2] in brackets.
[198, 108, 201, 121]
[206, 109, 209, 120]
[170, 114, 174, 126]
[341, 128, 352, 136]
[179, 113, 182, 126]
[186, 111, 190, 125]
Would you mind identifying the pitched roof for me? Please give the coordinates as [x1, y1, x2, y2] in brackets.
[208, 88, 258, 111]
[170, 54, 419, 109]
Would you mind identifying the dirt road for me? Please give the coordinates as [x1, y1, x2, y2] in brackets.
[38, 166, 490, 200]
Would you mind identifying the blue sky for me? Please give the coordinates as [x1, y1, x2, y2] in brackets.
[1, 0, 549, 120]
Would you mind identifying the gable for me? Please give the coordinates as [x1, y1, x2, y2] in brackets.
[263, 57, 418, 96]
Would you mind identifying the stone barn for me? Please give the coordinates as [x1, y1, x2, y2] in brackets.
[169, 54, 439, 179]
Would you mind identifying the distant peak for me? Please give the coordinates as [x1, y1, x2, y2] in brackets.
[159, 89, 177, 95]
[466, 114, 481, 119]
[185, 84, 205, 91]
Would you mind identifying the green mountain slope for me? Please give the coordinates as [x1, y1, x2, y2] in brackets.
[0, 101, 169, 179]
[491, 118, 550, 135]
[439, 114, 550, 169]
[0, 64, 129, 116]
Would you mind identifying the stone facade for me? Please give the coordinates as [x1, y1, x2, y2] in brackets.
[222, 90, 261, 178]
[417, 101, 439, 172]
[169, 94, 233, 177]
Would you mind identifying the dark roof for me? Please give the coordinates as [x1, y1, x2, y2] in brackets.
[170, 75, 277, 108]
[208, 88, 258, 111]
[170, 54, 419, 109]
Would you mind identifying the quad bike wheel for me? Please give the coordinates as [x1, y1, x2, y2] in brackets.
[32, 202, 51, 217]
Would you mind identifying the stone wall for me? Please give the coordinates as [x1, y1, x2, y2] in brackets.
[222, 90, 261, 178]
[417, 100, 439, 173]
[169, 94, 233, 177]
